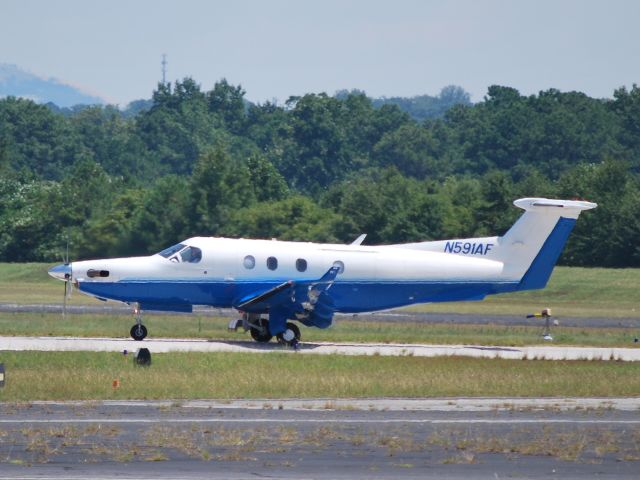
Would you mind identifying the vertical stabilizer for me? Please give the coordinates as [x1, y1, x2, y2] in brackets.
[499, 198, 596, 289]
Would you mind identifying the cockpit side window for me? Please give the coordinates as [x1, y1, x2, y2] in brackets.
[180, 246, 202, 263]
[158, 243, 185, 258]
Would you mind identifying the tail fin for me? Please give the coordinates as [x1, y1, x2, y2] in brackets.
[497, 198, 596, 290]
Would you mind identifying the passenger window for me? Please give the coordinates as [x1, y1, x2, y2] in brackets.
[296, 258, 307, 272]
[243, 255, 255, 269]
[267, 256, 278, 270]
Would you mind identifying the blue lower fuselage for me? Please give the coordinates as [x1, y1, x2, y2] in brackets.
[79, 279, 520, 321]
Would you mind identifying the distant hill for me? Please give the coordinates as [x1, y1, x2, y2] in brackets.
[0, 63, 105, 107]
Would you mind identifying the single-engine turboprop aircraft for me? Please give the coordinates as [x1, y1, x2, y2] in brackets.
[48, 198, 596, 345]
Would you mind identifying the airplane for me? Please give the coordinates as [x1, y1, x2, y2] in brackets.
[48, 197, 596, 345]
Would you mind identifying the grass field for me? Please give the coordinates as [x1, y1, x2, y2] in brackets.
[1, 351, 639, 401]
[1, 264, 638, 318]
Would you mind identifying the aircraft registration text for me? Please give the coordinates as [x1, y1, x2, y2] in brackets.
[444, 241, 494, 255]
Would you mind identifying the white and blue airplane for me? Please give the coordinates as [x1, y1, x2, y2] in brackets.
[48, 197, 596, 344]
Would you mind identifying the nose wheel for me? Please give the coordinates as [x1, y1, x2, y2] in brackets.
[130, 304, 148, 341]
[130, 324, 148, 341]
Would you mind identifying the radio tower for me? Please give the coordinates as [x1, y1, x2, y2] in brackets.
[161, 54, 168, 85]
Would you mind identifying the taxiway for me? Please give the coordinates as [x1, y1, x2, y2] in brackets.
[1, 335, 640, 361]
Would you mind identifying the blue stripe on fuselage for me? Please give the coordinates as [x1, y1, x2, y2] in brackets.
[78, 279, 519, 314]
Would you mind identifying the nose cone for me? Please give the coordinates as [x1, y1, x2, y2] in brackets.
[48, 263, 72, 281]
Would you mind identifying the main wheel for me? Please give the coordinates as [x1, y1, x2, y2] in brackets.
[249, 318, 273, 343]
[130, 324, 148, 341]
[277, 322, 301, 345]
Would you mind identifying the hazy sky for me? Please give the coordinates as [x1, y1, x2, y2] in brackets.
[1, 0, 638, 106]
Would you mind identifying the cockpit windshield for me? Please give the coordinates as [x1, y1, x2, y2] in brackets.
[158, 243, 185, 258]
[157, 243, 202, 263]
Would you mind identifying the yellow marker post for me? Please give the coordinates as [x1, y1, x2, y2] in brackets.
[526, 308, 554, 340]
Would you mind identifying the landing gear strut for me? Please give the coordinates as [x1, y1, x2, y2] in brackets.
[130, 304, 148, 341]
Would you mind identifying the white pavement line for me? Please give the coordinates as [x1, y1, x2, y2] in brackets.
[1, 418, 639, 425]
[2, 335, 640, 361]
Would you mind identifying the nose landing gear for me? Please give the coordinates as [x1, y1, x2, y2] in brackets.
[130, 305, 148, 341]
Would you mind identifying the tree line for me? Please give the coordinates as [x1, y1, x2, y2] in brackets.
[1, 79, 639, 267]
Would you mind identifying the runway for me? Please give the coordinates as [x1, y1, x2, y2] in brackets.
[0, 399, 639, 479]
[1, 335, 640, 361]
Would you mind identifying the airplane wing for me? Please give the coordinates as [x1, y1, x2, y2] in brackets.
[233, 266, 341, 333]
[235, 280, 294, 311]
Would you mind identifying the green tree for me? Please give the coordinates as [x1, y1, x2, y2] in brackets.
[187, 146, 254, 235]
[223, 196, 345, 243]
[207, 78, 247, 134]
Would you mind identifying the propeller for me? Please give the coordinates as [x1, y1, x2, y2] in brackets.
[48, 238, 75, 318]
[61, 240, 72, 318]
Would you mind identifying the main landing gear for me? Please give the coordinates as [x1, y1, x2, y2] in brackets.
[130, 304, 148, 341]
[229, 313, 301, 347]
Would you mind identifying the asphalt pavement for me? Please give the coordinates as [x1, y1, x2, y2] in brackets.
[0, 399, 639, 479]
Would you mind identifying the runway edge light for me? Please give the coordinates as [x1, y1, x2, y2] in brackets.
[0, 363, 5, 388]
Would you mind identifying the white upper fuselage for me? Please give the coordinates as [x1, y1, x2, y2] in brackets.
[70, 236, 507, 285]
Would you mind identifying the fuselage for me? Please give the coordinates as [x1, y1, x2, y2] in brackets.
[65, 236, 515, 314]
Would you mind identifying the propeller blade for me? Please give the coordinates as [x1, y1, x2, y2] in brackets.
[62, 281, 68, 318]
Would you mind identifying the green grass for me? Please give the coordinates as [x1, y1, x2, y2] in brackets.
[1, 264, 639, 317]
[1, 351, 639, 401]
[1, 311, 639, 347]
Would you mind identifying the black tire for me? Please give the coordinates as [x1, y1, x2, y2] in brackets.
[277, 322, 301, 345]
[130, 324, 148, 341]
[250, 318, 273, 343]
